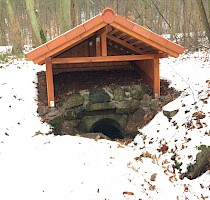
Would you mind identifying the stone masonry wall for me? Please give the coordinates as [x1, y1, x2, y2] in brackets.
[37, 82, 176, 139]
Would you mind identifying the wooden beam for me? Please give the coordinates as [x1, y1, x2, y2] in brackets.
[153, 58, 160, 98]
[45, 57, 55, 107]
[52, 54, 166, 64]
[107, 34, 143, 54]
[53, 65, 130, 73]
[101, 31, 107, 56]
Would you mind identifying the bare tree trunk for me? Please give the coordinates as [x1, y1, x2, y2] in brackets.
[60, 0, 71, 33]
[25, 0, 42, 47]
[77, 0, 81, 24]
[0, 1, 7, 45]
[86, 0, 91, 20]
[170, 0, 175, 40]
[6, 0, 23, 54]
[196, 0, 210, 43]
[71, 0, 77, 28]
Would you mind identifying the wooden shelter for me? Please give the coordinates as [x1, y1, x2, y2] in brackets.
[26, 8, 184, 107]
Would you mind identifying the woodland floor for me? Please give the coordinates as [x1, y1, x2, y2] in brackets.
[37, 69, 180, 106]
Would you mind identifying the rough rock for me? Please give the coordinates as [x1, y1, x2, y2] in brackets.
[89, 88, 110, 103]
[126, 108, 146, 131]
[47, 108, 60, 117]
[113, 86, 126, 101]
[37, 106, 49, 116]
[86, 102, 116, 111]
[64, 106, 84, 120]
[115, 100, 141, 114]
[163, 109, 179, 120]
[63, 93, 84, 109]
[130, 85, 144, 100]
[61, 120, 81, 135]
[185, 145, 210, 179]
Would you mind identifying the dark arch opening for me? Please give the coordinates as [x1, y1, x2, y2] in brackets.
[90, 118, 124, 140]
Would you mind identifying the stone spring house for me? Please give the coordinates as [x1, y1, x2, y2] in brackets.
[25, 8, 184, 138]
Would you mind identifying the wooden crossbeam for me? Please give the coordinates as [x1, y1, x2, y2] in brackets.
[107, 34, 143, 54]
[52, 54, 166, 64]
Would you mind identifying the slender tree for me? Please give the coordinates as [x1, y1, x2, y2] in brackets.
[196, 0, 210, 43]
[0, 1, 7, 45]
[6, 0, 23, 53]
[60, 0, 71, 33]
[170, 0, 175, 40]
[25, 0, 42, 46]
[86, 0, 91, 20]
[71, 0, 77, 28]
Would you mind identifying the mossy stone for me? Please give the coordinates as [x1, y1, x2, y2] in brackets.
[63, 93, 84, 109]
[113, 87, 126, 101]
[86, 102, 116, 111]
[89, 88, 110, 103]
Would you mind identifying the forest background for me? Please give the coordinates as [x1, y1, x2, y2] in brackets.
[1, 0, 210, 54]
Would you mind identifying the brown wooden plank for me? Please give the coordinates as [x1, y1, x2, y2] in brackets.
[114, 15, 134, 30]
[153, 58, 160, 97]
[107, 34, 143, 54]
[47, 35, 68, 51]
[129, 40, 141, 46]
[111, 22, 179, 58]
[101, 32, 107, 56]
[83, 15, 104, 31]
[116, 32, 127, 39]
[53, 65, 129, 72]
[52, 54, 166, 64]
[109, 29, 120, 36]
[45, 57, 55, 107]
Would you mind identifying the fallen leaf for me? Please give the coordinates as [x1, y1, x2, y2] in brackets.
[201, 194, 208, 199]
[123, 191, 134, 195]
[150, 173, 157, 181]
[117, 144, 125, 148]
[169, 175, 177, 182]
[149, 184, 156, 191]
[184, 184, 188, 192]
[158, 144, 169, 154]
[94, 135, 100, 141]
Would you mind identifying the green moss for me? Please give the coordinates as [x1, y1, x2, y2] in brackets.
[171, 155, 183, 169]
[40, 28, 47, 44]
[49, 116, 64, 135]
[143, 85, 153, 95]
[0, 54, 9, 63]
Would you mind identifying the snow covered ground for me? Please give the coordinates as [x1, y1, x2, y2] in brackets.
[0, 51, 209, 200]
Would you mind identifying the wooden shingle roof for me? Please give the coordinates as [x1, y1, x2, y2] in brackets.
[25, 8, 184, 65]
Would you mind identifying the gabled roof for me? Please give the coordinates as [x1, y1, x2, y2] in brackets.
[25, 8, 184, 65]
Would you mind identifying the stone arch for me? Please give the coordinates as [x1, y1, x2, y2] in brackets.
[90, 118, 124, 139]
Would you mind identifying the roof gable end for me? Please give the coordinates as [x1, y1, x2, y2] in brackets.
[25, 8, 184, 65]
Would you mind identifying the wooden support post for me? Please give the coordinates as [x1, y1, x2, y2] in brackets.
[153, 58, 160, 98]
[45, 57, 55, 107]
[101, 32, 107, 56]
[96, 37, 101, 56]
